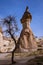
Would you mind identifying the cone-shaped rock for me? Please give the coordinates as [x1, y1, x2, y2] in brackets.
[18, 6, 37, 52]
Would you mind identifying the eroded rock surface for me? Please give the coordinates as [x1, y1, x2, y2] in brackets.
[18, 7, 37, 52]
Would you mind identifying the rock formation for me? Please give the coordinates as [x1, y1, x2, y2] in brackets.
[19, 6, 37, 52]
[0, 27, 15, 52]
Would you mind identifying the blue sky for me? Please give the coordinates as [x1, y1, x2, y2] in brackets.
[0, 0, 43, 37]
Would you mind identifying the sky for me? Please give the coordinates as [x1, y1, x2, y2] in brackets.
[0, 0, 43, 37]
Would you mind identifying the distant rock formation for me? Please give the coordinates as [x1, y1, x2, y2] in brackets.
[18, 7, 37, 52]
[0, 27, 15, 52]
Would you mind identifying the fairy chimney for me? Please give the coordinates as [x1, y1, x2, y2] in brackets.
[19, 6, 37, 52]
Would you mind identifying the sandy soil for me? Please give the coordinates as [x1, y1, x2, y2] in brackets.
[0, 53, 43, 65]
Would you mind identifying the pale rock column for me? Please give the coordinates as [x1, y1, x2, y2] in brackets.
[19, 6, 37, 52]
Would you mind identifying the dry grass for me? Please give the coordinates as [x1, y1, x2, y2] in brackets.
[6, 50, 43, 58]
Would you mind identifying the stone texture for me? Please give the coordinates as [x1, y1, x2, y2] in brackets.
[0, 27, 15, 52]
[18, 7, 37, 52]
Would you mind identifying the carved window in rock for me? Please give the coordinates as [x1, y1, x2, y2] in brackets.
[3, 45, 6, 47]
[24, 32, 30, 39]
